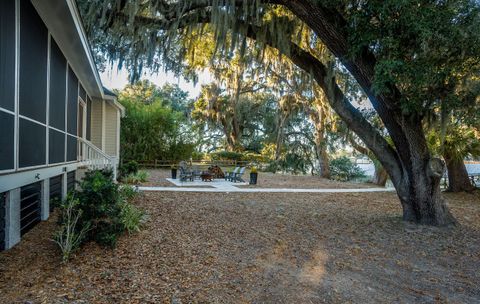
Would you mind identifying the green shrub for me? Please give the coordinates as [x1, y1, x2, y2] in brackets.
[119, 184, 138, 200]
[53, 194, 90, 263]
[54, 169, 145, 255]
[123, 170, 149, 184]
[93, 221, 122, 248]
[120, 202, 145, 234]
[119, 160, 139, 179]
[74, 170, 124, 247]
[241, 152, 266, 163]
[329, 156, 366, 181]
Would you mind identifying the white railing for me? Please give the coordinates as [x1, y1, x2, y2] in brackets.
[77, 138, 117, 180]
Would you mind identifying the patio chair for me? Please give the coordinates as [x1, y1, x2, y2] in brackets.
[192, 165, 202, 179]
[232, 167, 246, 183]
[179, 163, 194, 182]
[225, 167, 240, 181]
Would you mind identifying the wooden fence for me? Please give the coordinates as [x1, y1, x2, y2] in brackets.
[136, 159, 252, 169]
[135, 159, 480, 170]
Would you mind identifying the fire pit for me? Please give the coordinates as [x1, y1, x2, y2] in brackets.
[200, 171, 214, 182]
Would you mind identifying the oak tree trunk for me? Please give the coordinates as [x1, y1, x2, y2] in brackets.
[274, 114, 288, 172]
[372, 164, 388, 187]
[314, 128, 330, 178]
[444, 155, 475, 192]
[308, 102, 330, 179]
[221, 118, 236, 152]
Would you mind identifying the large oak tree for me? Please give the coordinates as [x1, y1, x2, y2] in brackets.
[79, 0, 480, 226]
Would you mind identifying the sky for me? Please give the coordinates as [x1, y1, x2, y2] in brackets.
[100, 68, 213, 99]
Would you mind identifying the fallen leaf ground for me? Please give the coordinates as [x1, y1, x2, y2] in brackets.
[1, 190, 479, 303]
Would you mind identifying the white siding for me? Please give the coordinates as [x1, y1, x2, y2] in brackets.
[90, 99, 103, 149]
[104, 103, 118, 156]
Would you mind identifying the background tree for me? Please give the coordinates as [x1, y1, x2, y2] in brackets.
[119, 81, 195, 162]
[428, 112, 480, 192]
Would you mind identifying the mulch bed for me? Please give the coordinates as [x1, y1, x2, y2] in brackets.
[1, 191, 479, 303]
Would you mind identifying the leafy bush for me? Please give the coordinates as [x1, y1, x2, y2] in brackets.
[119, 160, 139, 179]
[123, 170, 149, 184]
[73, 170, 124, 248]
[329, 156, 366, 181]
[241, 152, 267, 163]
[119, 184, 138, 200]
[53, 194, 90, 263]
[119, 83, 195, 163]
[54, 169, 145, 255]
[120, 202, 145, 234]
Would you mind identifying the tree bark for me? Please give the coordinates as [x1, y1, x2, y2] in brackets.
[348, 135, 388, 187]
[220, 117, 236, 151]
[274, 115, 287, 161]
[316, 138, 330, 178]
[444, 155, 475, 192]
[309, 106, 330, 178]
[372, 163, 388, 187]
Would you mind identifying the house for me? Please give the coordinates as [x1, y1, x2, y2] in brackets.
[0, 0, 124, 251]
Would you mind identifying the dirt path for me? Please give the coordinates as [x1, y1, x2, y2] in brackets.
[1, 191, 479, 303]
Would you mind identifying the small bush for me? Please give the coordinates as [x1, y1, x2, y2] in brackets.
[73, 170, 124, 247]
[123, 170, 149, 184]
[119, 160, 139, 179]
[120, 202, 145, 234]
[119, 184, 138, 200]
[53, 194, 90, 263]
[54, 169, 145, 256]
[93, 221, 122, 248]
[329, 156, 366, 181]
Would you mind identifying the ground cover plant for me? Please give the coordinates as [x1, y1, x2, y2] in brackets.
[123, 170, 149, 185]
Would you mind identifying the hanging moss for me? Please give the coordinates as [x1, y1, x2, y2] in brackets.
[77, 0, 310, 82]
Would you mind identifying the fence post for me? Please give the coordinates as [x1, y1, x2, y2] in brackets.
[154, 160, 157, 169]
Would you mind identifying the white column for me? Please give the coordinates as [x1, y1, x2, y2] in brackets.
[5, 188, 21, 249]
[61, 172, 68, 200]
[74, 170, 80, 190]
[41, 179, 50, 221]
[101, 100, 106, 151]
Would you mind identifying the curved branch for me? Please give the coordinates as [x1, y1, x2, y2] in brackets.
[241, 24, 402, 181]
[279, 0, 427, 177]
